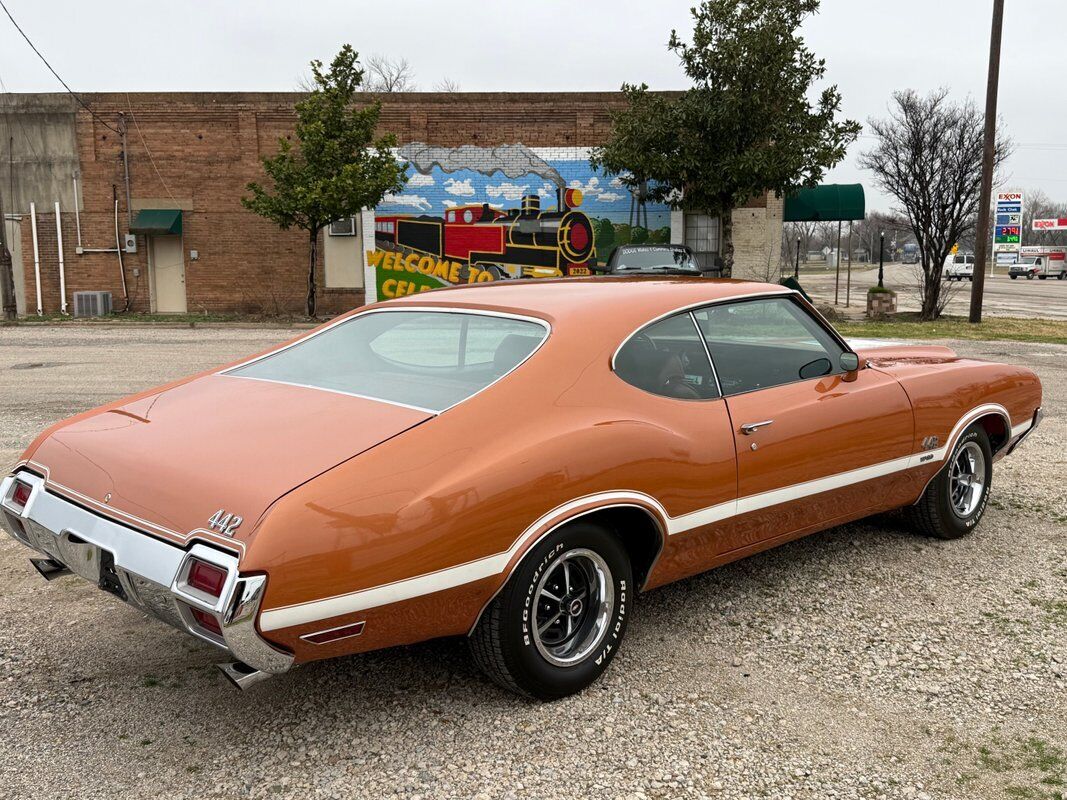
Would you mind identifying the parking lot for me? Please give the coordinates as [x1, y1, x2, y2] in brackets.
[0, 326, 1064, 800]
[803, 262, 1067, 320]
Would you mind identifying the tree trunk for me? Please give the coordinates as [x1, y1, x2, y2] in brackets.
[720, 210, 734, 278]
[306, 227, 319, 318]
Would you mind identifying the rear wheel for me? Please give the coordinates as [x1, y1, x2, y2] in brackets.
[470, 522, 631, 700]
[906, 423, 992, 539]
[1058, 272, 1066, 280]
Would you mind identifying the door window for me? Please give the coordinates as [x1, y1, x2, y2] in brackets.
[614, 313, 719, 400]
[692, 297, 845, 395]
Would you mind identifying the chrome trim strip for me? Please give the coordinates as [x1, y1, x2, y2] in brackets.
[299, 619, 366, 645]
[221, 374, 440, 415]
[259, 402, 1019, 634]
[219, 306, 552, 416]
[689, 311, 723, 397]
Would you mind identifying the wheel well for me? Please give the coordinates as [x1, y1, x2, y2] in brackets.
[975, 413, 1009, 454]
[578, 506, 664, 589]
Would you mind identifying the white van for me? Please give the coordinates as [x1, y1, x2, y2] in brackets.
[944, 253, 975, 281]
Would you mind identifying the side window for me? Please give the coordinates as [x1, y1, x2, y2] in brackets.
[614, 313, 719, 400]
[693, 297, 845, 395]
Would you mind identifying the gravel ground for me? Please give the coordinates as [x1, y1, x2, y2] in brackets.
[0, 327, 1063, 800]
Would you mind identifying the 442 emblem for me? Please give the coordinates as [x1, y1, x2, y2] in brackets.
[207, 509, 243, 536]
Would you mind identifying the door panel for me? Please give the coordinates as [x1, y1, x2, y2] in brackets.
[151, 235, 187, 313]
[718, 368, 914, 552]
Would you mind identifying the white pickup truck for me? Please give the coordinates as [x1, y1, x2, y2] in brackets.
[1009, 247, 1067, 280]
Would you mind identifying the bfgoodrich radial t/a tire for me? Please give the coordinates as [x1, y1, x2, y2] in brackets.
[906, 423, 993, 539]
[470, 522, 632, 700]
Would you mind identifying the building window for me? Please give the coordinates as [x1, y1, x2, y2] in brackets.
[684, 213, 721, 274]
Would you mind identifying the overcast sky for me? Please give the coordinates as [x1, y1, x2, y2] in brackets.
[2, 0, 1064, 212]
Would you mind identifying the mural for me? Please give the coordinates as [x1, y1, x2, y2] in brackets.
[366, 144, 672, 300]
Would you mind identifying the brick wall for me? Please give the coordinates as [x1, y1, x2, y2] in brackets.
[12, 91, 781, 315]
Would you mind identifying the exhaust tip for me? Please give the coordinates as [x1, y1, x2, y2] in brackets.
[217, 660, 272, 691]
[30, 557, 70, 581]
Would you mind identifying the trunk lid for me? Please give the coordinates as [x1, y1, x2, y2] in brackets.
[28, 374, 432, 539]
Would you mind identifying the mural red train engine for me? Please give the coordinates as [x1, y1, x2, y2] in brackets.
[375, 188, 596, 278]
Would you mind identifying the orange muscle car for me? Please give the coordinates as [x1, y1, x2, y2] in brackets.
[0, 278, 1043, 698]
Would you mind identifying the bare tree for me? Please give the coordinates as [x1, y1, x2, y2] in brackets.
[433, 77, 461, 93]
[852, 210, 909, 263]
[364, 55, 417, 92]
[859, 89, 1011, 320]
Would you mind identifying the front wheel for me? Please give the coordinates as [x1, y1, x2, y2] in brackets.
[470, 522, 632, 700]
[906, 423, 992, 539]
[1027, 272, 1036, 280]
[1010, 274, 1018, 280]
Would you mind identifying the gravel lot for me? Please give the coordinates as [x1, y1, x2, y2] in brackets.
[0, 326, 1064, 800]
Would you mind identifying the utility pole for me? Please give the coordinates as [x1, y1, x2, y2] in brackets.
[969, 0, 1005, 324]
[794, 236, 800, 279]
[0, 135, 15, 321]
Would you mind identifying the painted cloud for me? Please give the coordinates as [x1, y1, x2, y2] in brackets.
[382, 193, 432, 212]
[443, 178, 475, 197]
[486, 182, 530, 201]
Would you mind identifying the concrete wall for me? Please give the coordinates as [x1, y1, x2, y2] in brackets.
[730, 193, 785, 283]
[0, 95, 80, 214]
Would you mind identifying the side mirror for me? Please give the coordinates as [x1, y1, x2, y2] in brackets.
[840, 352, 861, 381]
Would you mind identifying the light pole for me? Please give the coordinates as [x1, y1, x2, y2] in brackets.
[794, 236, 800, 279]
[878, 231, 885, 289]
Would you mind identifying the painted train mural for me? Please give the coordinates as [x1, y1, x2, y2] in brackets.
[366, 143, 671, 300]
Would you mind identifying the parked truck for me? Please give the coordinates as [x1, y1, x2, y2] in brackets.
[1009, 246, 1067, 280]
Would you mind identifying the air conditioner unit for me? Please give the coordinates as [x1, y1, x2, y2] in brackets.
[73, 291, 113, 318]
[329, 217, 358, 237]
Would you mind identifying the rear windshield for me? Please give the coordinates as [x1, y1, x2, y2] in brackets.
[226, 310, 548, 412]
[615, 247, 699, 272]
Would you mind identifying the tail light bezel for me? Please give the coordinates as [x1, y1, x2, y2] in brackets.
[171, 543, 239, 615]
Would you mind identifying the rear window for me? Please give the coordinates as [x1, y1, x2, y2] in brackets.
[226, 310, 547, 412]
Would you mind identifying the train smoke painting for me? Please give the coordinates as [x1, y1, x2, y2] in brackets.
[365, 144, 671, 300]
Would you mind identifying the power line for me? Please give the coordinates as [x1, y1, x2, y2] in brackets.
[0, 0, 120, 134]
[125, 93, 176, 202]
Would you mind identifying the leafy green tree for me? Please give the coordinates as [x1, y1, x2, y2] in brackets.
[244, 45, 408, 315]
[614, 223, 632, 247]
[594, 218, 616, 262]
[591, 0, 860, 275]
[630, 226, 649, 245]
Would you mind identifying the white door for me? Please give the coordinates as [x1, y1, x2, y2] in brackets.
[150, 235, 186, 313]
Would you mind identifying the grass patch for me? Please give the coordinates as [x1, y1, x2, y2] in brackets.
[836, 313, 1067, 345]
[975, 736, 1066, 799]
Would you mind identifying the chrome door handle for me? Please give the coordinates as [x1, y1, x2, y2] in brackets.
[740, 420, 774, 435]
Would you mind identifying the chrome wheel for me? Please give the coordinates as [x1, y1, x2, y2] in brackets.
[950, 441, 986, 518]
[532, 548, 613, 667]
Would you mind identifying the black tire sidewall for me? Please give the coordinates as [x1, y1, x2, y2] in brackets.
[933, 426, 993, 536]
[498, 522, 631, 700]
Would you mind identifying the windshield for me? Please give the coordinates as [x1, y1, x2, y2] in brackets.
[226, 310, 548, 412]
[1021, 258, 1038, 265]
[615, 247, 699, 272]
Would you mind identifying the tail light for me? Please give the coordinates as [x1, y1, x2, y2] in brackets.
[11, 480, 32, 509]
[190, 607, 223, 636]
[187, 559, 228, 598]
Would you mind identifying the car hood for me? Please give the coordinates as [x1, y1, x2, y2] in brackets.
[26, 374, 432, 540]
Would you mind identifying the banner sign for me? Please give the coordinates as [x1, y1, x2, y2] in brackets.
[1033, 218, 1067, 230]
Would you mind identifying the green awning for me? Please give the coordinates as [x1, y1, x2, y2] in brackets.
[130, 209, 182, 235]
[784, 184, 865, 222]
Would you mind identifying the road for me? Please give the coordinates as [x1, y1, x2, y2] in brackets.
[801, 262, 1067, 319]
[0, 327, 1064, 799]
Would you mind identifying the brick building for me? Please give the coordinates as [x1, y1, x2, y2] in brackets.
[0, 92, 783, 317]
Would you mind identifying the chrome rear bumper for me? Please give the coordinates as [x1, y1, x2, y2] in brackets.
[0, 471, 292, 677]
